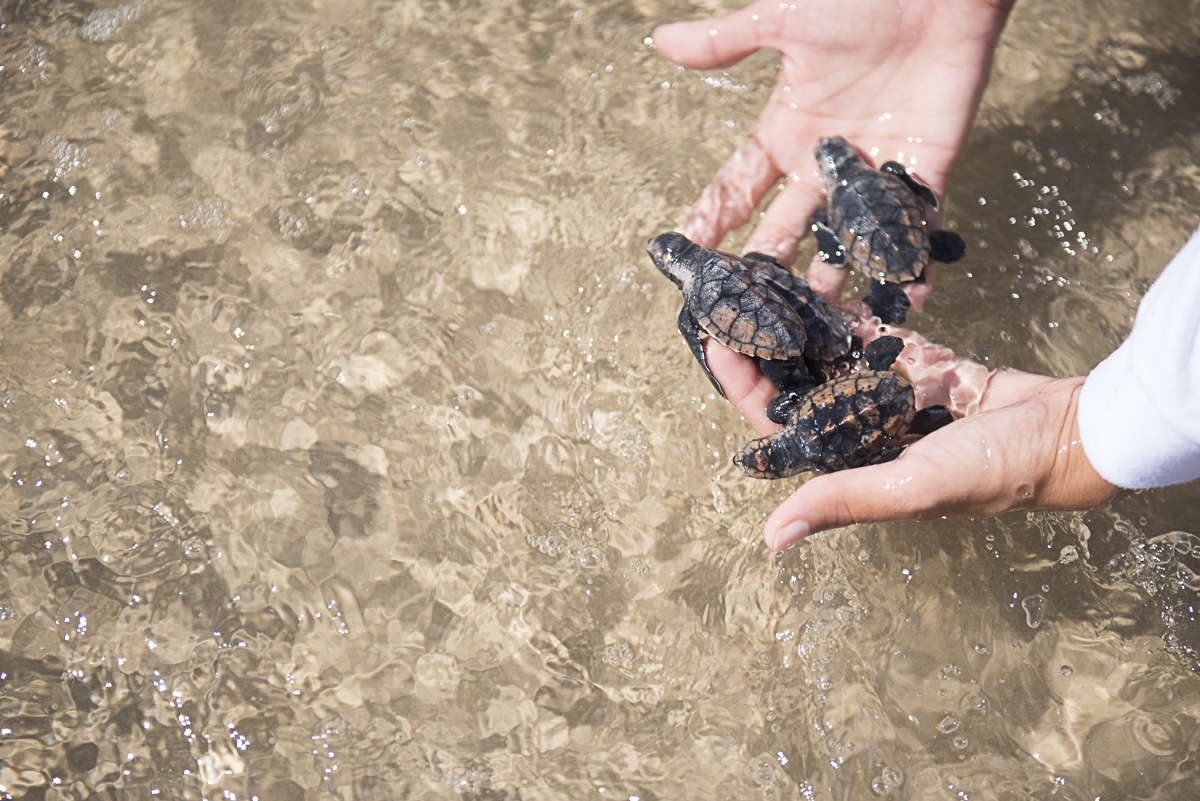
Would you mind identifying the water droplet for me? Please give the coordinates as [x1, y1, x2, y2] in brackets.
[1060, 664, 1074, 677]
[973, 643, 989, 654]
[1041, 584, 1050, 593]
[952, 735, 970, 750]
[938, 715, 961, 734]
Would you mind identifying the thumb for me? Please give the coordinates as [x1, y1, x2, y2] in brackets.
[763, 450, 954, 550]
[651, 3, 768, 70]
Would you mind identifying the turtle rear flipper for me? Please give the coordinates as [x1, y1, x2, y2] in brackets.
[811, 211, 847, 266]
[880, 161, 939, 210]
[929, 230, 967, 263]
[908, 405, 953, 436]
[678, 307, 725, 397]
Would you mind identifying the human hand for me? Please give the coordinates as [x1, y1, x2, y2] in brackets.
[706, 314, 1124, 551]
[652, 0, 1014, 300]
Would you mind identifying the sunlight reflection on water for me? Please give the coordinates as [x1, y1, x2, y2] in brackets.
[0, 0, 1199, 798]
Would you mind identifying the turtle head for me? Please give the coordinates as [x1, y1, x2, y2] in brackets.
[647, 231, 697, 289]
[814, 136, 860, 182]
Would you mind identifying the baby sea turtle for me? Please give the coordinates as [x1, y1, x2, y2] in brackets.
[811, 136, 966, 323]
[649, 232, 813, 397]
[735, 336, 953, 478]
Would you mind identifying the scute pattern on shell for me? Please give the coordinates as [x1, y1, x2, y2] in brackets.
[743, 254, 852, 361]
[736, 372, 916, 478]
[693, 265, 805, 361]
[830, 170, 930, 283]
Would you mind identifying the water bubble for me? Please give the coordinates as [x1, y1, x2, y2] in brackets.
[938, 715, 961, 734]
[973, 643, 989, 654]
[181, 537, 207, 560]
[937, 663, 962, 680]
[960, 690, 988, 720]
[747, 755, 777, 790]
[578, 547, 603, 569]
[952, 735, 970, 750]
[1041, 584, 1050, 593]
[1060, 664, 1074, 677]
[871, 767, 904, 796]
[1022, 595, 1045, 628]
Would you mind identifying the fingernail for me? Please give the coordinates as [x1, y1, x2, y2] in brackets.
[769, 520, 810, 551]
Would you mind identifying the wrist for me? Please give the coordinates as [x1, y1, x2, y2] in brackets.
[1045, 379, 1127, 510]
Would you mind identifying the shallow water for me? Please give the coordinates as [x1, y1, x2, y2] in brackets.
[0, 0, 1199, 799]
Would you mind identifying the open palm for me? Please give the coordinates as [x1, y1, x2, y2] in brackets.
[652, 0, 1013, 278]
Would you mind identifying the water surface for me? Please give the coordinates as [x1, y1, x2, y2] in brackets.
[1, 0, 1200, 799]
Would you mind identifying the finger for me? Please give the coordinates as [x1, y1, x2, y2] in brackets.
[763, 444, 958, 550]
[902, 262, 935, 312]
[650, 3, 768, 70]
[742, 178, 826, 266]
[683, 136, 779, 247]
[803, 254, 850, 304]
[704, 339, 782, 436]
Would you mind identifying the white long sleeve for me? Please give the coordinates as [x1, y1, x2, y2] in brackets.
[1078, 225, 1200, 489]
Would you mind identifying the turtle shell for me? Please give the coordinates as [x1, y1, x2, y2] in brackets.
[744, 253, 852, 361]
[828, 170, 929, 284]
[735, 371, 915, 478]
[691, 252, 807, 362]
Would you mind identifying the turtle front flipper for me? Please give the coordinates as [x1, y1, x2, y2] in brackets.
[811, 211, 847, 266]
[735, 424, 822, 479]
[766, 387, 808, 425]
[678, 306, 725, 397]
[880, 161, 939, 210]
[865, 281, 912, 325]
[929, 230, 967, 263]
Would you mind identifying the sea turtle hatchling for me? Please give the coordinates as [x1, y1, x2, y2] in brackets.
[735, 336, 953, 478]
[811, 136, 967, 324]
[648, 232, 814, 397]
